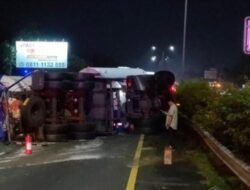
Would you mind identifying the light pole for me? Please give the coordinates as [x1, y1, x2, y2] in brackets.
[182, 0, 188, 75]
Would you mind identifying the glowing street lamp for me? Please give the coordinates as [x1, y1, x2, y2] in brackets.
[151, 56, 157, 62]
[151, 46, 157, 51]
[169, 45, 175, 52]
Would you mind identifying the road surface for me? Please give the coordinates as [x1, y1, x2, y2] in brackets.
[0, 134, 208, 190]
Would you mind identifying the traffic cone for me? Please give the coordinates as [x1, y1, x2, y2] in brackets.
[164, 146, 172, 165]
[25, 134, 32, 155]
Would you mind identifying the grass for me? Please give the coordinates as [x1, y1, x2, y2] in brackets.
[191, 151, 231, 190]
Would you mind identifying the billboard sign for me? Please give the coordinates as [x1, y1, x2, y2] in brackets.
[244, 17, 250, 54]
[16, 41, 68, 69]
[204, 68, 217, 80]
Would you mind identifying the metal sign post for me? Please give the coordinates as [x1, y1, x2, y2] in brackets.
[244, 17, 250, 54]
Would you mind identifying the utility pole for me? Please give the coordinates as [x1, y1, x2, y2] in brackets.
[182, 0, 188, 75]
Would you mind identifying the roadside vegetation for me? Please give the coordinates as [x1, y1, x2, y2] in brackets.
[192, 151, 231, 190]
[177, 80, 250, 164]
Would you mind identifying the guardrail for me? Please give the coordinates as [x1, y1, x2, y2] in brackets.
[181, 113, 250, 188]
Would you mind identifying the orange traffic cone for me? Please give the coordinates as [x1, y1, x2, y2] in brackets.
[164, 146, 172, 165]
[25, 134, 32, 155]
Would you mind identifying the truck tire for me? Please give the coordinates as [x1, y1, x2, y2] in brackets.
[154, 71, 175, 85]
[21, 96, 46, 131]
[154, 71, 175, 94]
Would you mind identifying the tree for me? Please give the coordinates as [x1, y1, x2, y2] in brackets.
[224, 54, 250, 85]
[0, 41, 15, 75]
[0, 23, 42, 75]
[67, 55, 88, 72]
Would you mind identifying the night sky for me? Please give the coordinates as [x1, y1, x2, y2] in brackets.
[0, 0, 250, 77]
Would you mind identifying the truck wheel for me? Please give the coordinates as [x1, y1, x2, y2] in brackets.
[154, 71, 175, 86]
[21, 96, 46, 131]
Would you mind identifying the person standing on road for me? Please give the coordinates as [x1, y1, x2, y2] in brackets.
[161, 99, 178, 149]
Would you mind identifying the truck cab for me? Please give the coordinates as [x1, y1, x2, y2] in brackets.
[126, 70, 175, 133]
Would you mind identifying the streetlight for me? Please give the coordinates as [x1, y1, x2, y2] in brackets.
[182, 0, 188, 75]
[169, 45, 175, 52]
[151, 46, 157, 51]
[149, 44, 175, 66]
[151, 56, 157, 62]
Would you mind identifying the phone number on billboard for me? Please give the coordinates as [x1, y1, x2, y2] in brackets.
[17, 62, 67, 68]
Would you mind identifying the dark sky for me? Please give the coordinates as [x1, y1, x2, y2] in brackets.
[0, 0, 250, 76]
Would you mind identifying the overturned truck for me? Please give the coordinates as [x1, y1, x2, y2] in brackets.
[10, 68, 175, 141]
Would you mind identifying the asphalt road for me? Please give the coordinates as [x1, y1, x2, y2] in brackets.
[0, 134, 208, 190]
[0, 135, 138, 190]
